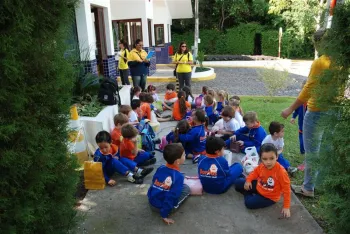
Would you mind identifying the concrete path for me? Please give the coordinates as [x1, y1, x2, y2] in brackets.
[76, 121, 323, 234]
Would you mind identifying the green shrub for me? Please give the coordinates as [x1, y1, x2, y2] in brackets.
[0, 1, 79, 233]
[261, 30, 279, 57]
[313, 2, 350, 233]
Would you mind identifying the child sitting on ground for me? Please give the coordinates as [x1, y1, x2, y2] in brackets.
[182, 86, 194, 104]
[195, 86, 208, 109]
[162, 83, 178, 110]
[229, 96, 245, 127]
[166, 120, 191, 145]
[226, 111, 267, 153]
[216, 90, 228, 114]
[119, 105, 132, 118]
[216, 106, 240, 140]
[140, 92, 154, 120]
[131, 86, 141, 100]
[147, 84, 159, 102]
[262, 121, 298, 175]
[148, 143, 190, 225]
[94, 131, 153, 185]
[204, 95, 218, 125]
[198, 136, 243, 194]
[130, 99, 141, 124]
[178, 109, 207, 163]
[234, 143, 291, 218]
[111, 113, 129, 147]
[158, 91, 191, 122]
[120, 123, 156, 167]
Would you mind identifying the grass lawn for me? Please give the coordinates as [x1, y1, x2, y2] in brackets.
[241, 96, 329, 232]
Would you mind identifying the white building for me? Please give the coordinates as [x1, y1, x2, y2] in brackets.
[74, 0, 193, 78]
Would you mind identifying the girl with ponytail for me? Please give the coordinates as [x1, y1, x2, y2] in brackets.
[173, 91, 191, 121]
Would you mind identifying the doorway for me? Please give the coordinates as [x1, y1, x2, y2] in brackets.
[254, 33, 262, 55]
[91, 6, 107, 76]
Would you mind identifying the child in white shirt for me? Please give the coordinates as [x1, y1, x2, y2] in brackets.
[262, 121, 297, 175]
[229, 96, 245, 127]
[216, 106, 240, 141]
[130, 99, 141, 124]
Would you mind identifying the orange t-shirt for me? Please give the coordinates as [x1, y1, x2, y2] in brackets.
[111, 128, 122, 147]
[164, 92, 177, 101]
[120, 138, 136, 160]
[172, 100, 191, 121]
[246, 162, 291, 208]
[140, 102, 151, 120]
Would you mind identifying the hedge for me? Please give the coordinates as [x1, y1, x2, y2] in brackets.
[172, 23, 313, 58]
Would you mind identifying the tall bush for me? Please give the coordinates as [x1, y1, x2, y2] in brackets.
[314, 2, 350, 233]
[0, 1, 79, 233]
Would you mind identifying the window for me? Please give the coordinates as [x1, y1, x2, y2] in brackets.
[154, 24, 164, 46]
[113, 19, 143, 49]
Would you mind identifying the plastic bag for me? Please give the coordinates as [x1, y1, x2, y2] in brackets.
[241, 147, 259, 174]
[184, 176, 203, 195]
[84, 161, 105, 190]
[224, 150, 233, 166]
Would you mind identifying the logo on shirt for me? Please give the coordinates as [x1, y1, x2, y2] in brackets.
[199, 164, 218, 178]
[259, 176, 275, 190]
[153, 176, 173, 191]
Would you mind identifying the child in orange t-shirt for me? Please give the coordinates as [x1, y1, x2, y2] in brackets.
[234, 143, 291, 218]
[162, 83, 178, 111]
[140, 92, 153, 120]
[172, 91, 191, 121]
[111, 113, 129, 148]
[120, 124, 156, 167]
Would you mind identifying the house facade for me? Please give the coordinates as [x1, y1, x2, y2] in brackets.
[75, 0, 192, 78]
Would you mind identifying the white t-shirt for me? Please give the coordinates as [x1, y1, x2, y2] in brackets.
[235, 111, 245, 127]
[152, 93, 159, 102]
[223, 118, 241, 132]
[262, 135, 284, 150]
[133, 95, 139, 100]
[129, 110, 138, 122]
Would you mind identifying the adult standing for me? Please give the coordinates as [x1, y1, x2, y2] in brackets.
[173, 42, 193, 90]
[281, 30, 330, 197]
[118, 40, 130, 85]
[128, 39, 149, 91]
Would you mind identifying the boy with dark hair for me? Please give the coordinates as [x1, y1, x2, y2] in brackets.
[111, 113, 129, 147]
[120, 123, 156, 166]
[130, 99, 141, 124]
[179, 109, 207, 163]
[262, 121, 297, 175]
[94, 131, 153, 185]
[217, 106, 240, 140]
[163, 83, 178, 110]
[197, 136, 243, 194]
[226, 111, 267, 153]
[148, 143, 190, 225]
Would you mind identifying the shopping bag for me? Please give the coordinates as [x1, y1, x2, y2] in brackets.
[184, 176, 203, 195]
[241, 147, 259, 175]
[84, 161, 105, 190]
[230, 141, 241, 153]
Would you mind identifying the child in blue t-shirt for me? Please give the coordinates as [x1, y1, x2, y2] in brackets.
[148, 143, 190, 225]
[225, 111, 267, 153]
[179, 109, 207, 163]
[198, 136, 243, 194]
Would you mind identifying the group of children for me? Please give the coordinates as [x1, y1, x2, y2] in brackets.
[93, 83, 304, 225]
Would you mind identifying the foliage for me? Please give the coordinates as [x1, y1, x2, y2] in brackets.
[72, 73, 103, 102]
[195, 67, 211, 72]
[196, 51, 205, 68]
[172, 24, 280, 57]
[0, 0, 80, 233]
[77, 95, 104, 117]
[312, 2, 350, 233]
[257, 66, 291, 96]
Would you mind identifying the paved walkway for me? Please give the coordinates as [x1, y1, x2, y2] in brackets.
[76, 121, 323, 234]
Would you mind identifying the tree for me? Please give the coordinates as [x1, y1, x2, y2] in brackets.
[0, 0, 79, 233]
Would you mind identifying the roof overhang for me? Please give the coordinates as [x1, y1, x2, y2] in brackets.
[166, 0, 193, 19]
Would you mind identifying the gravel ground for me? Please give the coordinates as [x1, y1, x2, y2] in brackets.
[151, 67, 307, 96]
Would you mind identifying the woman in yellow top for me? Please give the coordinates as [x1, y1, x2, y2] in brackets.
[118, 40, 130, 85]
[127, 39, 150, 91]
[173, 42, 193, 89]
[281, 29, 331, 198]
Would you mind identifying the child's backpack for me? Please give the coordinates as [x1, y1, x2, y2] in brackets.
[98, 78, 120, 105]
[195, 94, 204, 108]
[137, 120, 156, 152]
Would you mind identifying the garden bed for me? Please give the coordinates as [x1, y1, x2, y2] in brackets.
[195, 67, 211, 72]
[204, 55, 279, 61]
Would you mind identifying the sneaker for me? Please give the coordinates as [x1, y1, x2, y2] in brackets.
[291, 185, 314, 198]
[287, 167, 298, 176]
[138, 157, 157, 167]
[139, 167, 154, 178]
[153, 138, 161, 144]
[128, 174, 144, 184]
[192, 155, 200, 164]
